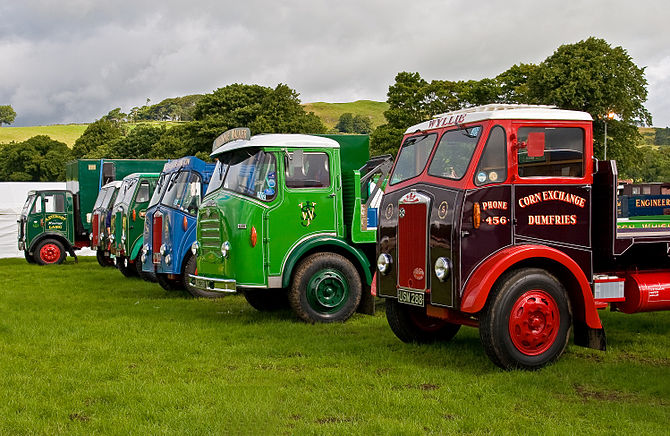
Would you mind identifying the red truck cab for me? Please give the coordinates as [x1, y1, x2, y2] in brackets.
[376, 104, 670, 369]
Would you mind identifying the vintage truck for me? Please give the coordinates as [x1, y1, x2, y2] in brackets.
[109, 172, 161, 277]
[140, 157, 216, 295]
[18, 159, 165, 264]
[90, 180, 122, 267]
[375, 104, 670, 369]
[189, 129, 391, 322]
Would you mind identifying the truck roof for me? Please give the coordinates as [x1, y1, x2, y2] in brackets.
[405, 104, 593, 134]
[101, 180, 123, 189]
[211, 134, 339, 157]
[122, 172, 161, 180]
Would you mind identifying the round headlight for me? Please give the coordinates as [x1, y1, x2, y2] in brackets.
[141, 253, 147, 263]
[221, 241, 231, 258]
[434, 257, 451, 282]
[165, 254, 172, 265]
[121, 235, 126, 244]
[160, 244, 167, 256]
[377, 253, 392, 274]
[142, 244, 149, 255]
[109, 234, 115, 242]
[191, 241, 200, 256]
[89, 233, 93, 241]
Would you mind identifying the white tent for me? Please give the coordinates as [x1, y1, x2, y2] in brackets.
[0, 182, 93, 258]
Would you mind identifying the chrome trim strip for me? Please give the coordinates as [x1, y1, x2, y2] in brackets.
[188, 274, 237, 293]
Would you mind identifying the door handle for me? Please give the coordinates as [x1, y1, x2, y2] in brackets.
[461, 230, 471, 237]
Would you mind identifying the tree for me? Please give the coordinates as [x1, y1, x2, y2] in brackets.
[0, 136, 72, 181]
[336, 113, 354, 133]
[655, 127, 670, 146]
[72, 118, 125, 158]
[0, 105, 17, 126]
[528, 37, 652, 173]
[102, 108, 127, 123]
[352, 115, 372, 134]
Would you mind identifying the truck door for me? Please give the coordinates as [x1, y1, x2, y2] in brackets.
[511, 125, 591, 256]
[265, 150, 337, 277]
[458, 125, 513, 301]
[43, 192, 69, 237]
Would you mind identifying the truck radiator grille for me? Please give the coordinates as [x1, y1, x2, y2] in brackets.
[92, 214, 99, 245]
[397, 201, 428, 291]
[152, 214, 162, 264]
[200, 210, 221, 251]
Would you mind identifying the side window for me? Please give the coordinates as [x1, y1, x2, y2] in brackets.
[183, 173, 202, 215]
[32, 197, 43, 214]
[517, 127, 584, 178]
[102, 162, 116, 185]
[285, 151, 330, 188]
[474, 126, 507, 186]
[135, 181, 150, 203]
[44, 194, 65, 213]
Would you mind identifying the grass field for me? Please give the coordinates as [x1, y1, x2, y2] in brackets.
[303, 100, 389, 130]
[0, 257, 668, 434]
[0, 124, 89, 147]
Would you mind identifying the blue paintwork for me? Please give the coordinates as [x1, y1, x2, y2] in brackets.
[142, 157, 215, 276]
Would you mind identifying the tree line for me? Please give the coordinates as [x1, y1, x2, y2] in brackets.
[0, 37, 664, 182]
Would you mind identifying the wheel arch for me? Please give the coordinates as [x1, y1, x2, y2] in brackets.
[281, 237, 373, 289]
[28, 233, 73, 256]
[130, 235, 144, 260]
[460, 244, 602, 331]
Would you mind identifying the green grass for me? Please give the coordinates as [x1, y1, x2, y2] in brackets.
[304, 100, 389, 130]
[1, 257, 668, 434]
[0, 124, 89, 147]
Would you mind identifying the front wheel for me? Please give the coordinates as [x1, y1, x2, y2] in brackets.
[183, 256, 221, 298]
[243, 288, 289, 311]
[24, 249, 36, 264]
[34, 239, 66, 265]
[479, 268, 572, 370]
[96, 250, 114, 267]
[385, 299, 461, 343]
[288, 252, 362, 323]
[117, 256, 138, 278]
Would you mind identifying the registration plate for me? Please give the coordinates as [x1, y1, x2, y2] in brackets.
[192, 277, 209, 290]
[397, 289, 425, 307]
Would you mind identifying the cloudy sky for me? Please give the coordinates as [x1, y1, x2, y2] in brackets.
[1, 0, 669, 127]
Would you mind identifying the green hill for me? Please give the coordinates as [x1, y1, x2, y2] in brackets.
[303, 100, 389, 130]
[0, 124, 88, 147]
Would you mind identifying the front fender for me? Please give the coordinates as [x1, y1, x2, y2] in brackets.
[460, 244, 602, 329]
[130, 235, 144, 261]
[281, 236, 373, 288]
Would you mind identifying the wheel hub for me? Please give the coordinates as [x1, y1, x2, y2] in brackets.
[40, 243, 61, 263]
[508, 290, 559, 356]
[306, 270, 349, 313]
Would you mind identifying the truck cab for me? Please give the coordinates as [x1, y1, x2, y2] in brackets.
[18, 190, 75, 264]
[377, 104, 670, 369]
[90, 180, 122, 267]
[140, 157, 216, 295]
[109, 172, 160, 277]
[189, 128, 391, 322]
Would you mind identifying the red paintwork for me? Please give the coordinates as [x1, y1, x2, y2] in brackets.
[397, 202, 427, 290]
[153, 214, 162, 264]
[39, 243, 61, 263]
[426, 304, 478, 328]
[74, 241, 88, 249]
[618, 271, 670, 313]
[92, 214, 99, 246]
[384, 120, 593, 197]
[460, 244, 602, 329]
[508, 290, 560, 356]
[371, 272, 377, 297]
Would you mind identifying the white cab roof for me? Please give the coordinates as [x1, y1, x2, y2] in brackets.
[405, 104, 593, 134]
[211, 134, 338, 157]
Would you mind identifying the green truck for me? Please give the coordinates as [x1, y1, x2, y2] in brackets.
[109, 172, 161, 277]
[189, 129, 391, 322]
[18, 159, 166, 264]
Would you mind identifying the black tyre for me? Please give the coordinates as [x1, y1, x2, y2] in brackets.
[243, 288, 289, 311]
[117, 256, 138, 278]
[24, 250, 36, 264]
[183, 255, 221, 298]
[34, 239, 66, 265]
[479, 268, 572, 370]
[96, 250, 111, 267]
[135, 253, 156, 282]
[385, 299, 461, 343]
[157, 273, 182, 290]
[288, 252, 362, 323]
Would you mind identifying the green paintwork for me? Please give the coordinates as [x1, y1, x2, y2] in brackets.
[21, 191, 75, 254]
[195, 134, 376, 292]
[110, 173, 160, 261]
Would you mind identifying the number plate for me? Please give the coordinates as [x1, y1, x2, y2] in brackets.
[397, 289, 425, 307]
[193, 277, 208, 290]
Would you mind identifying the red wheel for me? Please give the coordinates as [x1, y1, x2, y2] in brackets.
[34, 239, 66, 265]
[508, 290, 560, 356]
[480, 268, 571, 370]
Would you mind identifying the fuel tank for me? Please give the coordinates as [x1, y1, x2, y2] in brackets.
[617, 271, 670, 314]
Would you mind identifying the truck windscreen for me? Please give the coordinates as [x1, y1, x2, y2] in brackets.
[21, 194, 35, 217]
[114, 178, 138, 207]
[161, 171, 189, 208]
[206, 149, 276, 202]
[149, 173, 171, 208]
[390, 133, 437, 185]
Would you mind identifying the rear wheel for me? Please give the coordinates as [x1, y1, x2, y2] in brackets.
[244, 288, 289, 311]
[183, 255, 221, 298]
[479, 268, 572, 370]
[288, 252, 362, 323]
[117, 256, 137, 278]
[386, 299, 461, 343]
[157, 273, 182, 290]
[34, 239, 66, 265]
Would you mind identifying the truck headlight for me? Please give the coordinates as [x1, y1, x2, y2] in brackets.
[86, 213, 92, 224]
[121, 234, 126, 244]
[377, 253, 392, 274]
[142, 244, 149, 255]
[434, 257, 451, 282]
[191, 241, 200, 256]
[160, 244, 167, 256]
[109, 234, 115, 242]
[165, 254, 172, 265]
[221, 241, 231, 258]
[89, 233, 93, 241]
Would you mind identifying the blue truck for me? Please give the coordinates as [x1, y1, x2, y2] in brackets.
[141, 156, 216, 296]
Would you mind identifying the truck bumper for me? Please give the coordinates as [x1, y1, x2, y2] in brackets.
[188, 274, 237, 293]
